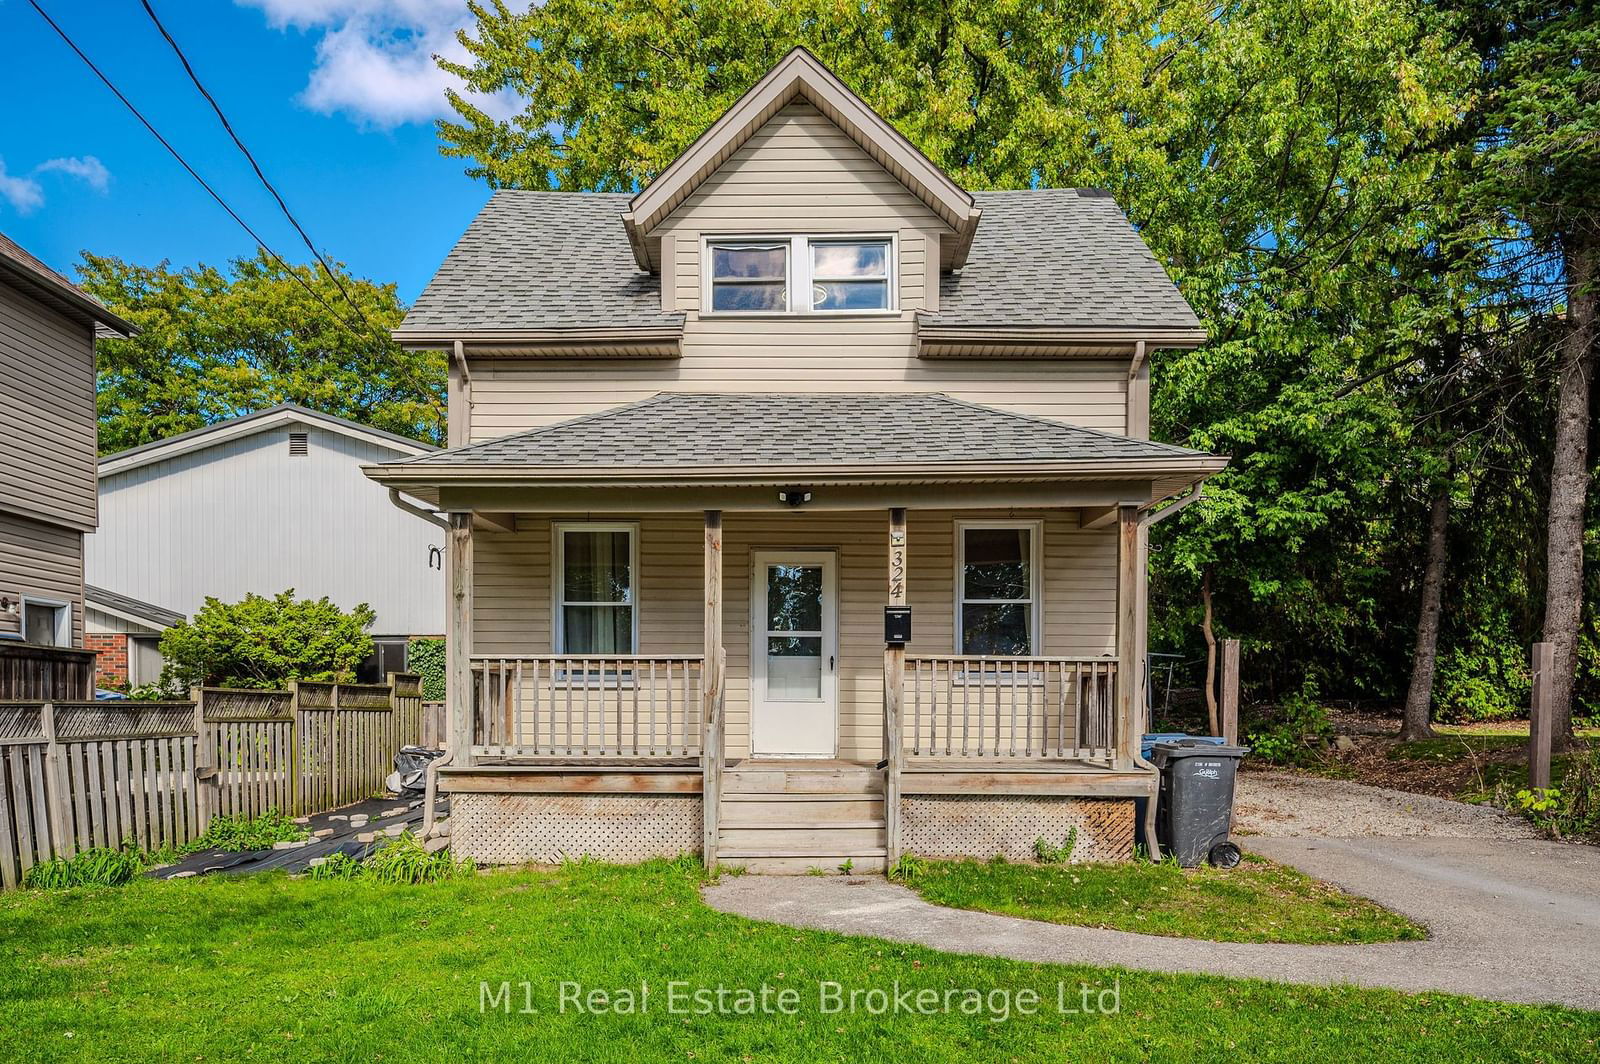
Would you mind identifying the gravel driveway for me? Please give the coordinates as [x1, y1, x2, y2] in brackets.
[1234, 770, 1538, 839]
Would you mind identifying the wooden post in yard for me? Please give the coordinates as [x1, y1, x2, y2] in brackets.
[1220, 639, 1240, 745]
[192, 688, 216, 832]
[884, 507, 907, 865]
[448, 512, 476, 769]
[702, 510, 724, 871]
[1529, 642, 1555, 791]
[40, 701, 74, 858]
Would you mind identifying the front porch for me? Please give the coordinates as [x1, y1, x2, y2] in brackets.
[363, 392, 1228, 871]
[434, 504, 1157, 871]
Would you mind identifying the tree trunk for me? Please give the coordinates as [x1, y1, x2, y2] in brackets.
[1201, 567, 1218, 734]
[1541, 239, 1597, 747]
[1400, 487, 1449, 741]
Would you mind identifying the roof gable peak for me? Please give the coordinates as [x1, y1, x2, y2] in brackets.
[623, 48, 981, 270]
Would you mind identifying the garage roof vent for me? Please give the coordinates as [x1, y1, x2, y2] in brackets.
[288, 431, 309, 457]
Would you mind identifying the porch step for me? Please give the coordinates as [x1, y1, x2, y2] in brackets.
[718, 826, 887, 853]
[719, 796, 885, 824]
[721, 854, 888, 875]
[723, 761, 883, 795]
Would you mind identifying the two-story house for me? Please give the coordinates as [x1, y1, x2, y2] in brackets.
[364, 50, 1226, 872]
[1, 231, 135, 696]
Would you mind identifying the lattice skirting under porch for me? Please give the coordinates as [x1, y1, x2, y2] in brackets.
[900, 795, 1135, 863]
[449, 793, 702, 865]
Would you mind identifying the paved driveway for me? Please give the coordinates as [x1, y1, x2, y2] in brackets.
[705, 778, 1600, 1010]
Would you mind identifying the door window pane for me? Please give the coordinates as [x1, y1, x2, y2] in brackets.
[766, 565, 822, 632]
[767, 636, 822, 699]
[23, 603, 64, 646]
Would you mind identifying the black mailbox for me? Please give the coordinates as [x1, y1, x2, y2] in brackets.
[884, 606, 911, 645]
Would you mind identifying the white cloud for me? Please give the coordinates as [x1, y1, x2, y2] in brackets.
[0, 159, 45, 215]
[239, 1, 521, 128]
[36, 156, 112, 193]
[0, 155, 112, 215]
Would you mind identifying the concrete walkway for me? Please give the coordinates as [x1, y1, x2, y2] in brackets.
[703, 835, 1600, 1010]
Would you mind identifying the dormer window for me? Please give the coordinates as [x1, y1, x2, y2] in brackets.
[706, 236, 895, 314]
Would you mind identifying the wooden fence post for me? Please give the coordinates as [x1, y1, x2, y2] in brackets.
[288, 681, 303, 816]
[191, 688, 215, 835]
[1220, 639, 1240, 745]
[1529, 641, 1555, 791]
[40, 702, 73, 859]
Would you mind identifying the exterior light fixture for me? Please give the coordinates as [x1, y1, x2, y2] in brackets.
[778, 488, 813, 508]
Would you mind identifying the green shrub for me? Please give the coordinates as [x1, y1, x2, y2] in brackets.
[25, 842, 147, 889]
[188, 809, 308, 852]
[1247, 681, 1333, 766]
[407, 637, 446, 700]
[307, 832, 475, 884]
[1512, 748, 1600, 840]
[160, 590, 375, 691]
[1434, 640, 1530, 723]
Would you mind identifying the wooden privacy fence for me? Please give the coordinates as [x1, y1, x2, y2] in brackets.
[0, 643, 95, 700]
[0, 672, 426, 889]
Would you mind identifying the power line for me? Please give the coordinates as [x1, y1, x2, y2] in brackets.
[25, 0, 444, 417]
[138, 0, 392, 352]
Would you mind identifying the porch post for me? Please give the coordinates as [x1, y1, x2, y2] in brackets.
[448, 511, 475, 766]
[884, 507, 907, 864]
[1115, 505, 1141, 769]
[702, 510, 724, 870]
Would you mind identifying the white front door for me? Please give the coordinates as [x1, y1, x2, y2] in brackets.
[751, 551, 837, 757]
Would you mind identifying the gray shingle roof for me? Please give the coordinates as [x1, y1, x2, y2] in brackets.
[399, 188, 1199, 335]
[931, 189, 1201, 330]
[391, 393, 1208, 469]
[400, 192, 682, 333]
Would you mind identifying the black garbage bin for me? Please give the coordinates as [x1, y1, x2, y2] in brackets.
[1150, 739, 1250, 867]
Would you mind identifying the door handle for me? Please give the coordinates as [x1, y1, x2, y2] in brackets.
[829, 655, 835, 671]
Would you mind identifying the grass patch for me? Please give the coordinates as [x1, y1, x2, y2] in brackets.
[903, 855, 1426, 945]
[308, 831, 475, 884]
[1388, 734, 1529, 762]
[1, 861, 1592, 1062]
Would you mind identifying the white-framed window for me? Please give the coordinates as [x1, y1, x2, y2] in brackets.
[704, 236, 895, 314]
[955, 521, 1041, 656]
[22, 597, 70, 647]
[554, 523, 639, 655]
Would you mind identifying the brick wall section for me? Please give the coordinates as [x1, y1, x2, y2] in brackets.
[85, 633, 127, 688]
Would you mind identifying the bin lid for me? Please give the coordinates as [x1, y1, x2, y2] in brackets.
[1152, 740, 1250, 760]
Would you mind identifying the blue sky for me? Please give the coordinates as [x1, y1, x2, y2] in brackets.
[0, 1, 508, 302]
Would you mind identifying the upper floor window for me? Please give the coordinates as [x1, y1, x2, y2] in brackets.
[706, 237, 894, 314]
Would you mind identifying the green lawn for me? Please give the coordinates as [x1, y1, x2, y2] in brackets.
[899, 855, 1426, 944]
[3, 861, 1597, 1062]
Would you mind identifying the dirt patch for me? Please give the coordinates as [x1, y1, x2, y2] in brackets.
[1235, 771, 1539, 840]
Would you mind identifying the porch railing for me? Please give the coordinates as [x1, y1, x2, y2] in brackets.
[471, 655, 704, 759]
[901, 656, 1117, 762]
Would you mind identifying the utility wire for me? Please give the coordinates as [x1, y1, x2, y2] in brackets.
[138, 0, 392, 351]
[26, 0, 444, 416]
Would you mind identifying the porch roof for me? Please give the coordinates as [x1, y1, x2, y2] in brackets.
[365, 393, 1226, 490]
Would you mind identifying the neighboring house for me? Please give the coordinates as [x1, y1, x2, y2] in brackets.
[364, 49, 1228, 872]
[0, 231, 135, 653]
[83, 585, 185, 690]
[86, 404, 445, 689]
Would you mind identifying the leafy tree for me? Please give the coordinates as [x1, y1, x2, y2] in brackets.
[159, 590, 376, 692]
[78, 251, 445, 453]
[437, 0, 1597, 731]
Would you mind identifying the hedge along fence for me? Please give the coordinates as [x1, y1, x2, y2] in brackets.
[0, 673, 426, 889]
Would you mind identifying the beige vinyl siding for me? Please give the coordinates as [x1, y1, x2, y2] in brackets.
[471, 509, 1115, 760]
[0, 509, 84, 644]
[0, 282, 98, 531]
[462, 100, 1131, 442]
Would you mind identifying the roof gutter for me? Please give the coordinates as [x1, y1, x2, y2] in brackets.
[387, 488, 449, 531]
